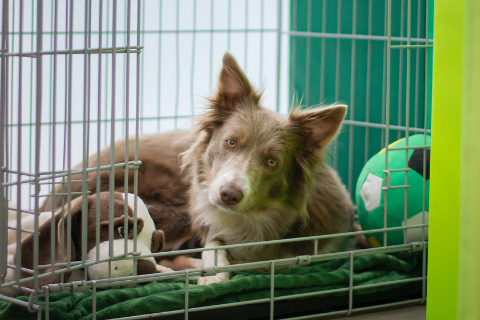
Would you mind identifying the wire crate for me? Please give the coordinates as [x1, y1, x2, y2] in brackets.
[0, 0, 432, 319]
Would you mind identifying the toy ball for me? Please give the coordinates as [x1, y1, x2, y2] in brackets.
[355, 134, 430, 247]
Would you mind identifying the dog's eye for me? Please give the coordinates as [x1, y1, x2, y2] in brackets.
[267, 159, 277, 167]
[226, 139, 236, 148]
[118, 227, 125, 238]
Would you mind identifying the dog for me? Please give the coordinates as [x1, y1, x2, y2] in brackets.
[41, 52, 363, 286]
[181, 53, 358, 284]
[5, 192, 171, 295]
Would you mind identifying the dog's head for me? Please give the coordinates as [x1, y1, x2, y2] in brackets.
[183, 52, 347, 222]
[16, 192, 164, 289]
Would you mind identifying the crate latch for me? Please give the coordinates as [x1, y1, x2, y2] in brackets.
[410, 242, 424, 252]
[70, 280, 89, 293]
[201, 266, 218, 277]
[296, 255, 312, 266]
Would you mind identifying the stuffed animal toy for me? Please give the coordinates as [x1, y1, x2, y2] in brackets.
[2, 192, 170, 296]
[86, 193, 173, 279]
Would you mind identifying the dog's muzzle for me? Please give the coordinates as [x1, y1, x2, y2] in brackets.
[219, 184, 244, 206]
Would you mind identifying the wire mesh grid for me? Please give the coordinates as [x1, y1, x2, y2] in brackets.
[0, 0, 432, 319]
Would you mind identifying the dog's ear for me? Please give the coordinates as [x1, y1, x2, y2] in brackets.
[217, 52, 258, 107]
[151, 230, 165, 253]
[289, 104, 347, 161]
[196, 52, 261, 133]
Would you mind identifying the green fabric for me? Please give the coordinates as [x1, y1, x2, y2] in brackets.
[0, 252, 422, 320]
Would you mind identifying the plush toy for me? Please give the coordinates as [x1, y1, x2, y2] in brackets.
[86, 193, 173, 281]
[1, 192, 170, 296]
[356, 134, 430, 247]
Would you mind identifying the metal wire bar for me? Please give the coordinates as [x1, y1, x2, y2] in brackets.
[28, 0, 35, 214]
[319, 0, 326, 103]
[290, 0, 297, 102]
[305, 0, 311, 107]
[403, 0, 412, 245]
[139, 0, 145, 133]
[414, 0, 421, 130]
[156, 0, 162, 131]
[48, 0, 59, 279]
[108, 0, 119, 279]
[7, 28, 279, 36]
[174, 0, 180, 129]
[332, 0, 342, 171]
[0, 293, 40, 311]
[347, 251, 354, 315]
[35, 228, 426, 269]
[348, 0, 357, 194]
[390, 44, 432, 49]
[4, 113, 199, 128]
[381, 1, 387, 149]
[270, 260, 275, 320]
[184, 270, 189, 320]
[103, 0, 111, 146]
[14, 0, 24, 287]
[343, 119, 432, 133]
[2, 161, 142, 187]
[365, 0, 373, 163]
[190, 0, 196, 116]
[33, 0, 45, 298]
[124, 0, 132, 262]
[81, 0, 92, 271]
[388, 145, 430, 151]
[209, 0, 214, 90]
[11, 239, 426, 287]
[227, 0, 231, 51]
[7, 226, 35, 234]
[2, 46, 143, 57]
[0, 0, 8, 284]
[135, 0, 142, 259]
[275, 0, 282, 113]
[286, 30, 433, 43]
[44, 286, 49, 320]
[5, 264, 35, 274]
[383, 0, 392, 247]
[95, 0, 104, 266]
[92, 281, 97, 320]
[397, 0, 405, 141]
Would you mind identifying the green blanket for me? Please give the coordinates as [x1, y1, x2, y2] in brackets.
[0, 252, 422, 320]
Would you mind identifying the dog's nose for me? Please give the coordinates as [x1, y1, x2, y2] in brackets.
[220, 185, 243, 206]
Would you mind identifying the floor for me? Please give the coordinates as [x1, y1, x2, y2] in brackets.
[328, 305, 426, 320]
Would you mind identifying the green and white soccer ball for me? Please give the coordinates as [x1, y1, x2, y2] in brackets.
[355, 134, 430, 247]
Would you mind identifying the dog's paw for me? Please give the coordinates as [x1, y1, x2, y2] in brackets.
[156, 265, 174, 273]
[196, 272, 229, 286]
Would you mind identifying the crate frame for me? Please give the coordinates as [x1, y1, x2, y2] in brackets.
[0, 1, 434, 319]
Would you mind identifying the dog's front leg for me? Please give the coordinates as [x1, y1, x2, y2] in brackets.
[197, 240, 230, 285]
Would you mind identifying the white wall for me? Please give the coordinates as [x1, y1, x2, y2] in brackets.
[3, 0, 290, 209]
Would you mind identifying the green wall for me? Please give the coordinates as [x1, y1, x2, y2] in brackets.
[290, 0, 433, 196]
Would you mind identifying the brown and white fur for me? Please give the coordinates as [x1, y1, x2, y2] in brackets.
[41, 52, 364, 285]
[181, 52, 357, 285]
[40, 132, 204, 272]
